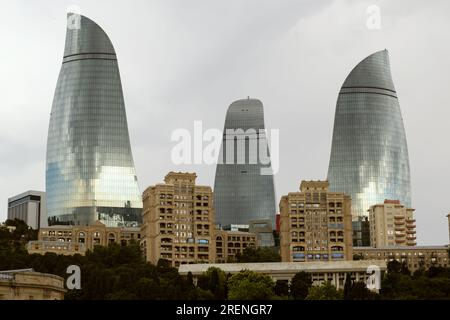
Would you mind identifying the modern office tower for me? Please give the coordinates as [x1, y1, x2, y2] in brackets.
[249, 219, 275, 247]
[354, 246, 449, 272]
[368, 200, 416, 247]
[327, 50, 411, 246]
[7, 191, 47, 229]
[46, 14, 142, 227]
[142, 172, 215, 267]
[27, 221, 141, 256]
[279, 181, 353, 262]
[213, 98, 277, 228]
[214, 229, 257, 263]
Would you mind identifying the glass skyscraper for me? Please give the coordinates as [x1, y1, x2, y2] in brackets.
[46, 14, 142, 227]
[327, 50, 411, 224]
[213, 98, 276, 228]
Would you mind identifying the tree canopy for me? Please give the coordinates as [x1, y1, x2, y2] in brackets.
[227, 270, 275, 300]
[235, 246, 281, 263]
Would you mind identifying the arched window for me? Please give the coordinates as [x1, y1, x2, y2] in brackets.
[108, 233, 116, 244]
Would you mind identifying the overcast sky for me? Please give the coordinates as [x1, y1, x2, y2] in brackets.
[1, 0, 449, 245]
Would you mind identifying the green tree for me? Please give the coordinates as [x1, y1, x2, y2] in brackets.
[227, 270, 275, 300]
[274, 280, 289, 297]
[236, 247, 281, 263]
[289, 271, 312, 300]
[197, 267, 227, 300]
[348, 281, 374, 300]
[306, 282, 343, 300]
[400, 261, 411, 275]
[387, 260, 402, 273]
[343, 274, 352, 300]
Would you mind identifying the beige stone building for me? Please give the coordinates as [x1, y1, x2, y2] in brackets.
[142, 172, 215, 267]
[280, 181, 353, 262]
[214, 229, 257, 263]
[354, 246, 449, 272]
[368, 200, 416, 247]
[0, 269, 66, 300]
[179, 260, 386, 292]
[27, 221, 142, 256]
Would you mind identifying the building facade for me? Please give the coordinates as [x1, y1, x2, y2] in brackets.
[214, 229, 257, 263]
[7, 191, 47, 229]
[142, 172, 215, 267]
[352, 217, 370, 247]
[368, 200, 416, 247]
[27, 221, 141, 255]
[179, 260, 386, 292]
[354, 246, 449, 272]
[280, 181, 353, 262]
[0, 269, 66, 300]
[213, 98, 277, 228]
[327, 50, 411, 245]
[46, 13, 142, 227]
[249, 219, 275, 247]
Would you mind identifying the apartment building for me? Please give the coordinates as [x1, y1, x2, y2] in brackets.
[214, 230, 257, 263]
[142, 172, 215, 267]
[280, 181, 353, 262]
[368, 200, 416, 247]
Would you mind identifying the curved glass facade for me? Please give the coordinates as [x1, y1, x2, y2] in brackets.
[213, 98, 276, 227]
[327, 50, 411, 220]
[46, 14, 142, 227]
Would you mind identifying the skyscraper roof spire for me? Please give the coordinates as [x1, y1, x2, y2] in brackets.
[64, 14, 116, 57]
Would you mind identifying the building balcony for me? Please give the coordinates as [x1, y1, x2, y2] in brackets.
[394, 215, 405, 220]
[406, 241, 417, 246]
[394, 221, 404, 225]
[406, 235, 416, 240]
[406, 230, 416, 234]
[406, 218, 416, 223]
[395, 226, 405, 231]
[395, 238, 406, 243]
[406, 224, 416, 229]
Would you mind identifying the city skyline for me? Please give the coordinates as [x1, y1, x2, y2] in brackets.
[1, 0, 450, 244]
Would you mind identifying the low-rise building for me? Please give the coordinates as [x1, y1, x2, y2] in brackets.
[0, 269, 65, 300]
[354, 246, 449, 272]
[249, 219, 275, 247]
[214, 230, 257, 263]
[280, 181, 353, 262]
[27, 221, 141, 255]
[368, 200, 416, 247]
[179, 260, 386, 291]
[7, 190, 47, 229]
